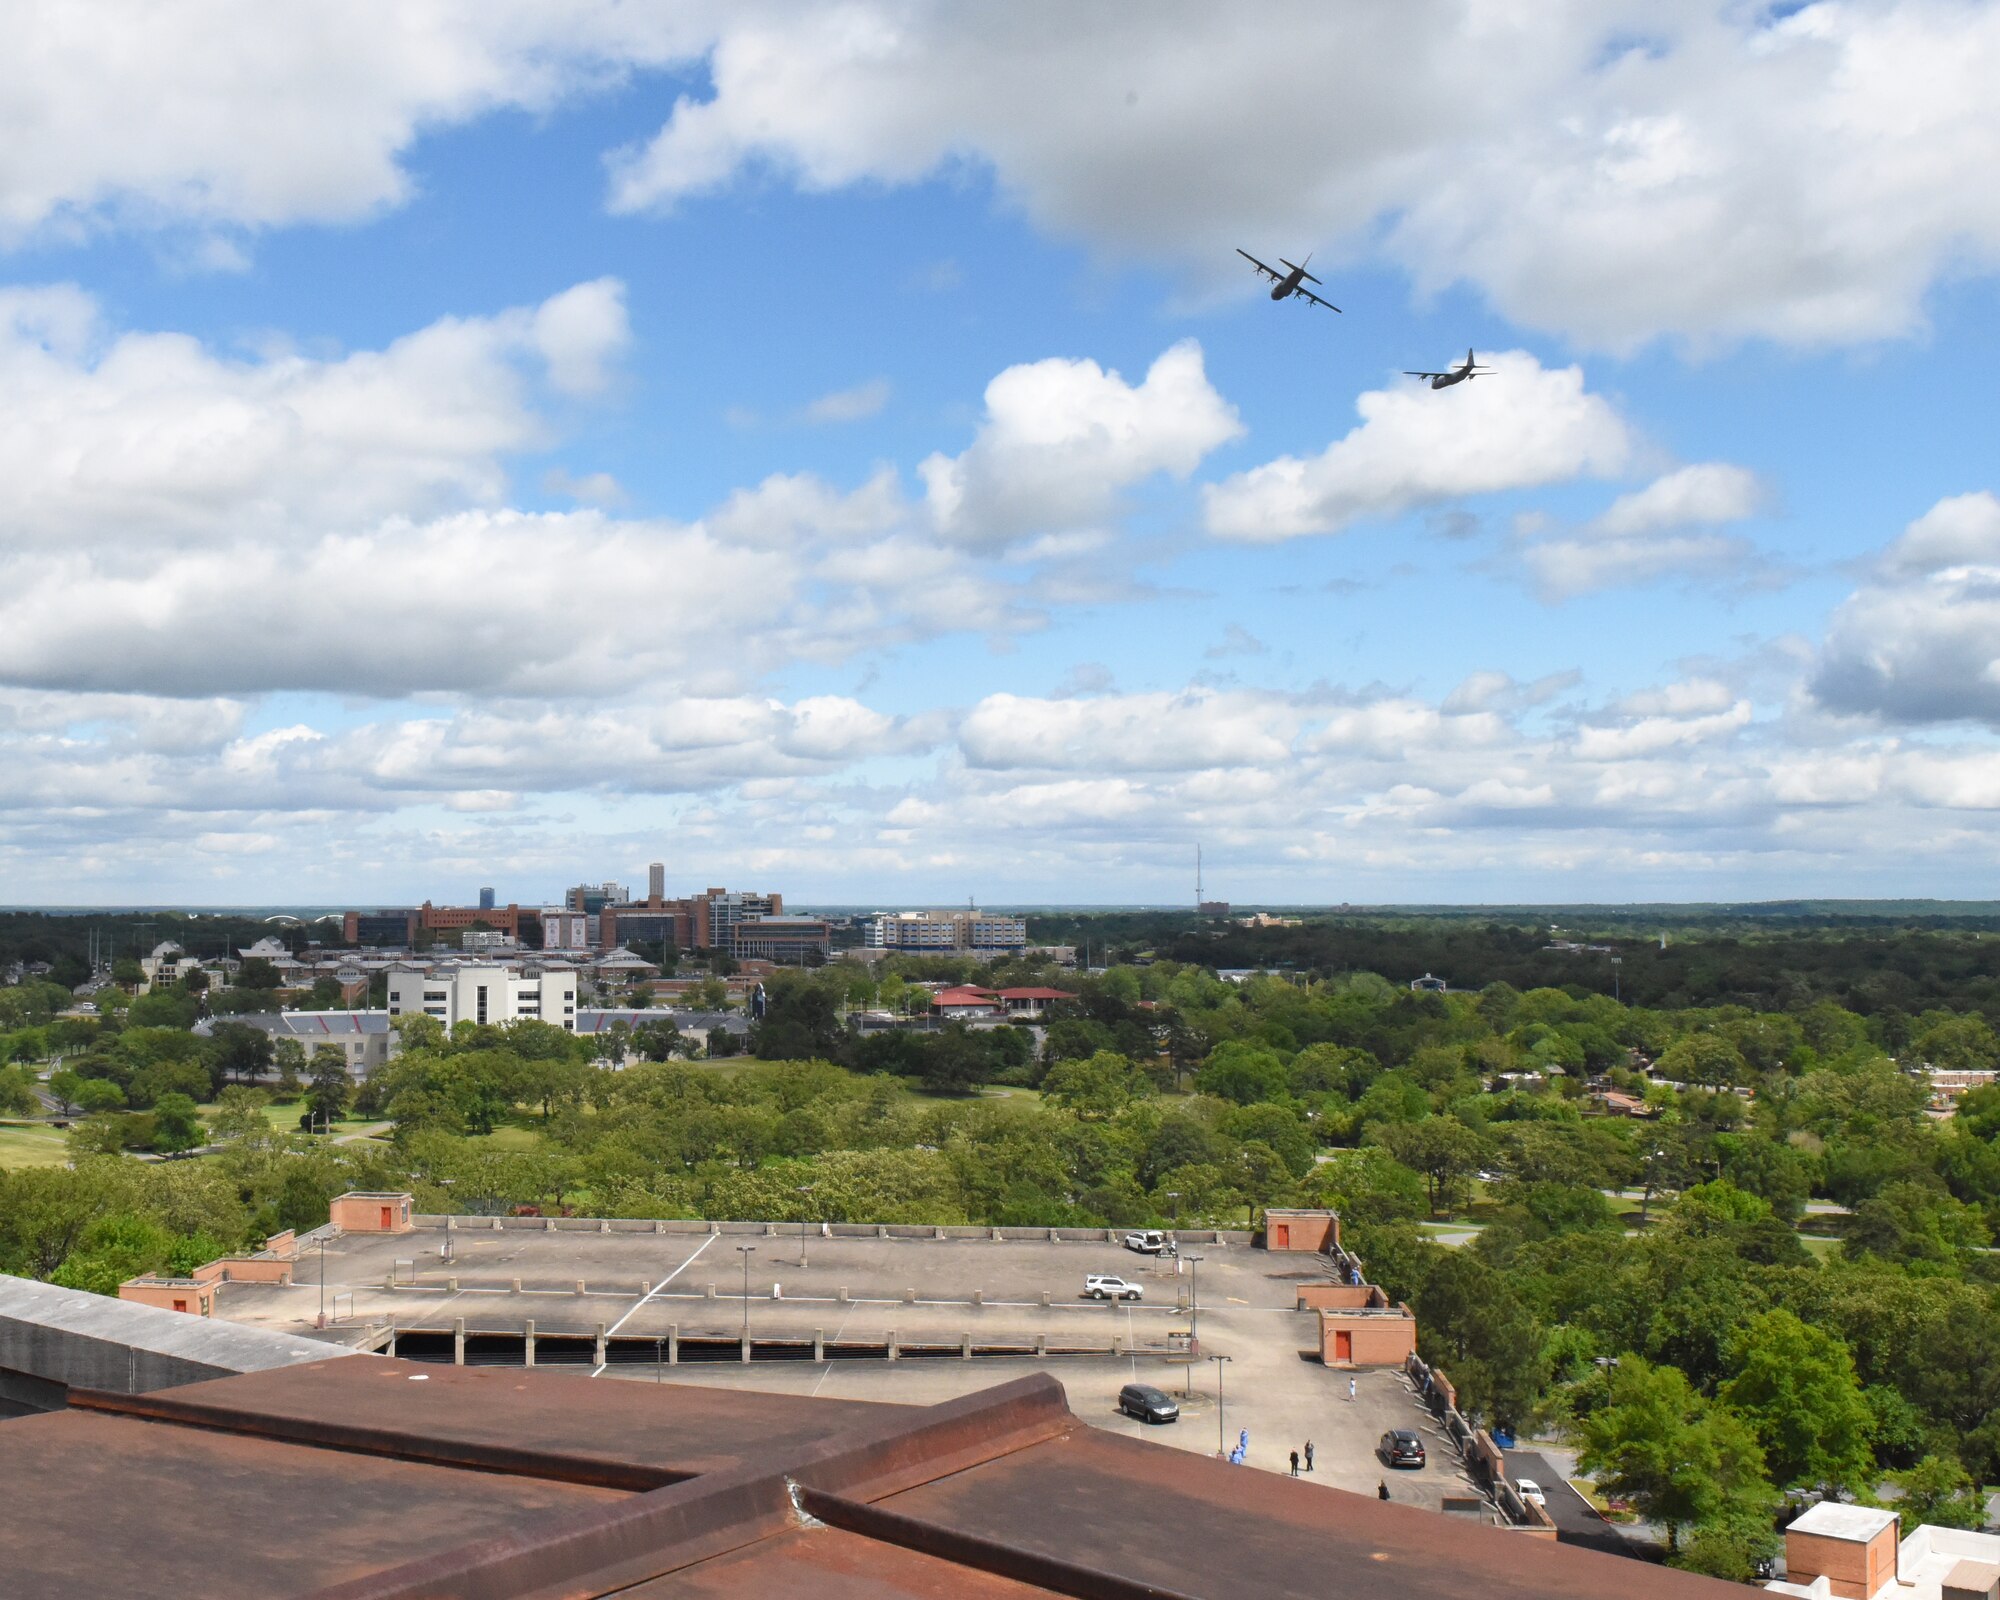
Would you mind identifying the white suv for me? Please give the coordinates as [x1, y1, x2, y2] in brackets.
[1084, 1274, 1144, 1301]
[1122, 1230, 1169, 1254]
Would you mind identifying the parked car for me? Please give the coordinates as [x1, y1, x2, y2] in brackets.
[1083, 1274, 1144, 1301]
[1378, 1429, 1426, 1469]
[1122, 1229, 1169, 1254]
[1515, 1478, 1547, 1506]
[1118, 1383, 1180, 1424]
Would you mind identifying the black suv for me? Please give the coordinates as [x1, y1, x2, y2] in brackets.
[1118, 1383, 1180, 1425]
[1378, 1429, 1426, 1468]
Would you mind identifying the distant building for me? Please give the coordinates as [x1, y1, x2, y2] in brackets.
[867, 909, 1027, 957]
[539, 908, 591, 951]
[563, 882, 630, 916]
[214, 1011, 396, 1078]
[478, 887, 496, 911]
[1198, 900, 1231, 917]
[1409, 973, 1449, 993]
[730, 915, 831, 964]
[648, 862, 666, 901]
[385, 964, 578, 1031]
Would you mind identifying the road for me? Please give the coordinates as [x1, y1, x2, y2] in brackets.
[1503, 1448, 1637, 1559]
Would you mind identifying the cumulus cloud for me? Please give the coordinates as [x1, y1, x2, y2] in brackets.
[0, 279, 626, 547]
[1813, 491, 2000, 724]
[1203, 353, 1630, 542]
[0, 4, 705, 240]
[1513, 461, 1765, 599]
[921, 340, 1242, 550]
[606, 2, 2000, 349]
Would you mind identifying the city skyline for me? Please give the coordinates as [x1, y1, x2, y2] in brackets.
[5, 5, 2000, 904]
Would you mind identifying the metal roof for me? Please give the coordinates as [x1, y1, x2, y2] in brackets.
[0, 1354, 1748, 1599]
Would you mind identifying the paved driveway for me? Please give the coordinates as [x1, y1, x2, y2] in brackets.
[1503, 1448, 1636, 1559]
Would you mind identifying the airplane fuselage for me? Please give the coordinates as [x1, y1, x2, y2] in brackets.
[1271, 269, 1305, 300]
[1430, 368, 1471, 389]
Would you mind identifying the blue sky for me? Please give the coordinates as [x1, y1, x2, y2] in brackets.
[4, 2, 2000, 907]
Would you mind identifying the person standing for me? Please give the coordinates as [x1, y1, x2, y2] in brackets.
[1377, 1480, 1390, 1501]
[1348, 1376, 1357, 1402]
[1289, 1449, 1300, 1477]
[1304, 1439, 1315, 1473]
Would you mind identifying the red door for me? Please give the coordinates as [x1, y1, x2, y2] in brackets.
[1273, 1224, 1290, 1248]
[1334, 1330, 1353, 1363]
[380, 1206, 393, 1230]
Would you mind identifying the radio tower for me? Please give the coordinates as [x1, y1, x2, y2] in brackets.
[1196, 844, 1203, 913]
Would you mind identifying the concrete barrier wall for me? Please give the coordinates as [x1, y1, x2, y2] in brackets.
[412, 1212, 1253, 1244]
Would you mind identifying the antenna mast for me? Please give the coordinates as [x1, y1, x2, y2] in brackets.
[1196, 844, 1203, 911]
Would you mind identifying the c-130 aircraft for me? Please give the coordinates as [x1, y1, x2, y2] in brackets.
[1405, 349, 1494, 390]
[1235, 248, 1340, 312]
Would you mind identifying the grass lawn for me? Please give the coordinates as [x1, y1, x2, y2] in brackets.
[0, 1123, 73, 1168]
[466, 1124, 545, 1151]
[1798, 1235, 1842, 1260]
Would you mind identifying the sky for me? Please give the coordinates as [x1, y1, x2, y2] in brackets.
[5, 1, 2000, 908]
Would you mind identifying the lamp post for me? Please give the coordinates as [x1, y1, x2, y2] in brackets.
[317, 1234, 327, 1327]
[734, 1244, 756, 1342]
[797, 1186, 816, 1269]
[1180, 1253, 1204, 1397]
[1210, 1353, 1232, 1457]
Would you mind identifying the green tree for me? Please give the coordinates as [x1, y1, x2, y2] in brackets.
[1655, 1034, 1751, 1090]
[1042, 1050, 1153, 1120]
[1413, 1251, 1548, 1429]
[149, 1092, 206, 1154]
[46, 1067, 84, 1115]
[210, 1085, 270, 1143]
[1378, 1118, 1484, 1216]
[1195, 1041, 1290, 1106]
[1578, 1356, 1778, 1555]
[1717, 1309, 1874, 1494]
[1890, 1454, 1987, 1531]
[73, 1078, 127, 1114]
[302, 1048, 350, 1130]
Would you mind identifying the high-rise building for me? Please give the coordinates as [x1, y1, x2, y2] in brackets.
[478, 887, 496, 911]
[647, 862, 665, 901]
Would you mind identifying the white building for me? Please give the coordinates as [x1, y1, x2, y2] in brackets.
[866, 909, 1027, 956]
[386, 965, 578, 1031]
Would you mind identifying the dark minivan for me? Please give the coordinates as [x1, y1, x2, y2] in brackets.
[1378, 1429, 1426, 1468]
[1118, 1383, 1180, 1424]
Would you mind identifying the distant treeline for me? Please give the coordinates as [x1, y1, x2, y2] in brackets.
[1028, 911, 2000, 1020]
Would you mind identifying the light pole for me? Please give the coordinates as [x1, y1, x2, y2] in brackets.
[1210, 1353, 1232, 1458]
[1181, 1253, 1204, 1396]
[317, 1234, 327, 1327]
[735, 1244, 756, 1342]
[797, 1186, 816, 1268]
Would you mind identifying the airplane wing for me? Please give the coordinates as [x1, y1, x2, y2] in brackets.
[1236, 248, 1283, 283]
[1292, 284, 1341, 312]
[1403, 370, 1446, 379]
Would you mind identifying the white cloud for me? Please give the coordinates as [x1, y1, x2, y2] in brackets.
[606, 3, 2000, 350]
[0, 510, 785, 697]
[0, 280, 626, 548]
[921, 340, 1241, 550]
[804, 377, 891, 423]
[1813, 492, 2000, 724]
[1592, 463, 1763, 538]
[959, 690, 1298, 773]
[1512, 461, 1764, 599]
[529, 278, 629, 396]
[1203, 352, 1630, 542]
[0, 4, 705, 240]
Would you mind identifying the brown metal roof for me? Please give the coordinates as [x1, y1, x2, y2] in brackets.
[0, 1355, 1748, 1600]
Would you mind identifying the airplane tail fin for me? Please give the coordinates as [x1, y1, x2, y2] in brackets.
[1279, 254, 1323, 284]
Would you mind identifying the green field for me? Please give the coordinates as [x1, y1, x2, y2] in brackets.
[0, 1123, 73, 1168]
